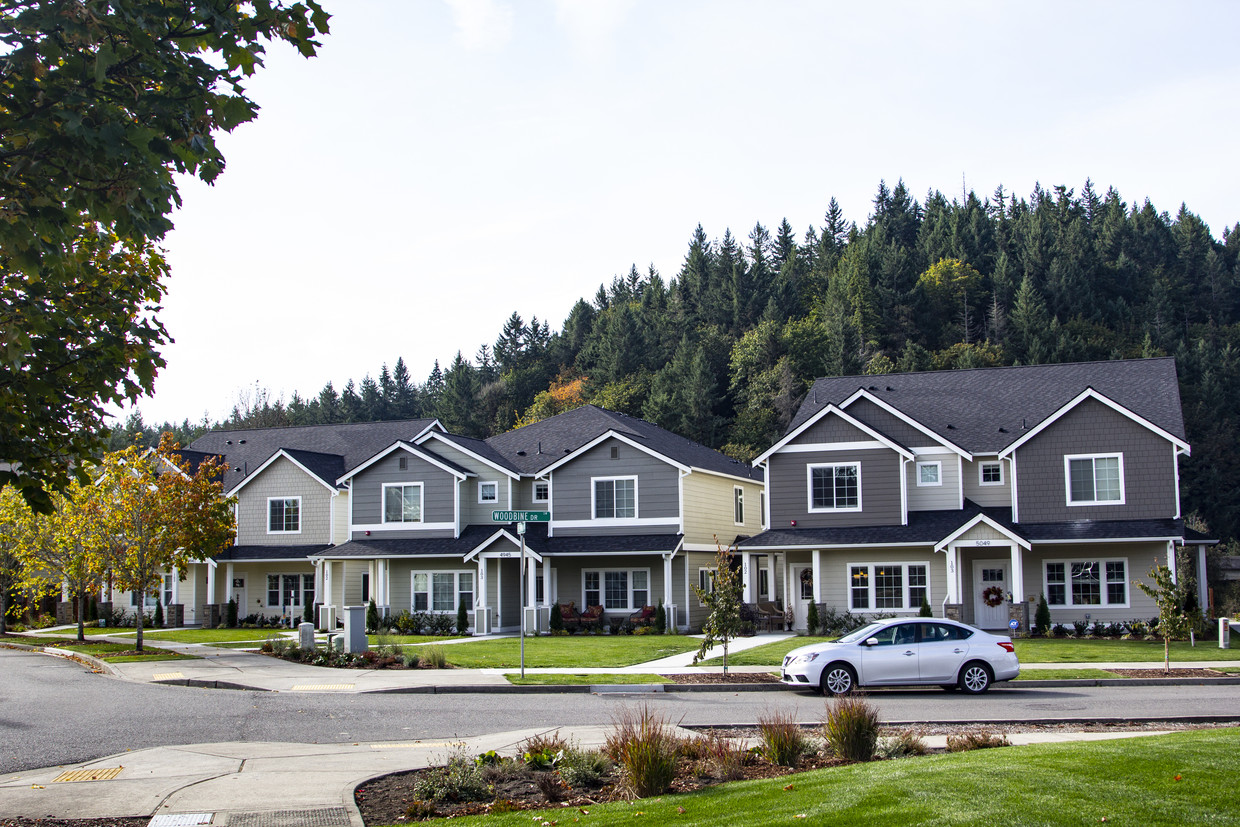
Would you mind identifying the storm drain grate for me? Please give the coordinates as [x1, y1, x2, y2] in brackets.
[290, 684, 354, 691]
[226, 807, 350, 827]
[152, 672, 185, 680]
[149, 813, 214, 826]
[53, 767, 122, 783]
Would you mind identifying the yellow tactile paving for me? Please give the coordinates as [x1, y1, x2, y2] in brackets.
[151, 672, 185, 680]
[53, 767, 123, 783]
[290, 684, 355, 691]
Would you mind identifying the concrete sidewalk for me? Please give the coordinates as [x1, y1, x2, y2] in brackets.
[0, 724, 1186, 825]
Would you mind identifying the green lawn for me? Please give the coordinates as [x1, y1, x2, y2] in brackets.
[1013, 668, 1123, 680]
[51, 641, 196, 662]
[414, 729, 1239, 827]
[697, 636, 836, 667]
[142, 628, 291, 643]
[503, 673, 672, 685]
[438, 636, 700, 668]
[368, 634, 462, 645]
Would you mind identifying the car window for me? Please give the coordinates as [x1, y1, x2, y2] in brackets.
[838, 622, 885, 645]
[919, 622, 972, 642]
[864, 625, 903, 646]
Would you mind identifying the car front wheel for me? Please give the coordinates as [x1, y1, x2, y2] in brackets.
[957, 662, 993, 694]
[821, 663, 857, 695]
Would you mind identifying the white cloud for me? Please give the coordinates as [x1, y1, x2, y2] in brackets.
[444, 0, 514, 51]
[554, 0, 635, 57]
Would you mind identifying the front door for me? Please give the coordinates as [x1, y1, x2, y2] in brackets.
[793, 566, 814, 631]
[973, 559, 1009, 629]
[231, 577, 246, 610]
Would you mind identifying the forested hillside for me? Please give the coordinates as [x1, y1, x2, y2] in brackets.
[116, 180, 1240, 542]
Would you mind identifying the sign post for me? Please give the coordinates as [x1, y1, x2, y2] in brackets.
[492, 511, 548, 679]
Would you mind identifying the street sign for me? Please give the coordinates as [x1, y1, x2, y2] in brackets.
[492, 510, 550, 523]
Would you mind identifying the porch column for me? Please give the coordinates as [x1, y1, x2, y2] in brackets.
[324, 561, 334, 608]
[741, 552, 754, 602]
[811, 549, 823, 603]
[944, 546, 959, 603]
[1167, 541, 1178, 582]
[1009, 546, 1024, 604]
[225, 562, 235, 601]
[170, 566, 180, 607]
[526, 556, 537, 608]
[206, 561, 216, 605]
[782, 553, 792, 611]
[1197, 544, 1208, 610]
[663, 555, 674, 607]
[383, 559, 392, 612]
[476, 557, 489, 611]
[313, 560, 323, 606]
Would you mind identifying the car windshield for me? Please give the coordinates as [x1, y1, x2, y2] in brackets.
[836, 621, 886, 645]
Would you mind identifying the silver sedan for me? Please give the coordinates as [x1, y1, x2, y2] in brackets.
[780, 617, 1021, 694]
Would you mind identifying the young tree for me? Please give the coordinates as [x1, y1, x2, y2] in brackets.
[0, 1, 330, 511]
[97, 435, 235, 651]
[692, 541, 743, 674]
[1135, 555, 1192, 674]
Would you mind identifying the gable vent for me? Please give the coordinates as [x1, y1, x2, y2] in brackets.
[398, 457, 407, 470]
[610, 447, 619, 459]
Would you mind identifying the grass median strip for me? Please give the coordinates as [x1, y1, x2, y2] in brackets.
[1012, 668, 1125, 680]
[438, 636, 700, 668]
[53, 641, 196, 662]
[418, 728, 1239, 827]
[503, 673, 673, 686]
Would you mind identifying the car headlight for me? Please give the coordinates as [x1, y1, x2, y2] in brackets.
[788, 652, 821, 666]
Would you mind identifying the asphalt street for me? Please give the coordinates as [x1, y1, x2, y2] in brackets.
[2, 648, 1236, 776]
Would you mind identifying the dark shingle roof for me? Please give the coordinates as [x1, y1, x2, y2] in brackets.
[425, 432, 521, 475]
[214, 544, 332, 561]
[187, 418, 438, 491]
[788, 358, 1185, 455]
[318, 525, 506, 558]
[281, 449, 345, 490]
[488, 405, 761, 480]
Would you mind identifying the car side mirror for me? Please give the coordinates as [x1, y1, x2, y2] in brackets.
[863, 637, 879, 647]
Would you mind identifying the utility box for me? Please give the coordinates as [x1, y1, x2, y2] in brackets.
[1223, 618, 1233, 649]
[342, 605, 367, 653]
[298, 622, 315, 650]
[472, 607, 492, 635]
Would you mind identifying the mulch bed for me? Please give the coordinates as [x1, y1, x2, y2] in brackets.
[1107, 668, 1231, 678]
[660, 672, 780, 684]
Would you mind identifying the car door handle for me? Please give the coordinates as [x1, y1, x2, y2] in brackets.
[953, 648, 964, 654]
[902, 650, 915, 656]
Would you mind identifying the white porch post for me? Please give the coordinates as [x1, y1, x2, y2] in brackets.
[945, 546, 959, 604]
[225, 562, 235, 601]
[741, 551, 753, 603]
[382, 559, 392, 613]
[526, 556, 537, 607]
[1009, 546, 1024, 604]
[313, 560, 323, 606]
[782, 554, 792, 611]
[811, 549, 823, 604]
[171, 566, 180, 606]
[1198, 544, 1208, 610]
[1167, 541, 1178, 582]
[663, 555, 674, 607]
[476, 557, 488, 613]
[324, 561, 334, 608]
[206, 562, 217, 605]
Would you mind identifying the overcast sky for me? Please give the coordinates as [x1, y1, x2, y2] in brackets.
[128, 0, 1240, 426]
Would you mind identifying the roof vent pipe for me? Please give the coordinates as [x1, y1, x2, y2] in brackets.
[537, 441, 542, 454]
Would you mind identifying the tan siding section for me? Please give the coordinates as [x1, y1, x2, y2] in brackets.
[907, 453, 959, 511]
[332, 492, 350, 544]
[962, 459, 1012, 508]
[235, 456, 333, 545]
[681, 473, 764, 547]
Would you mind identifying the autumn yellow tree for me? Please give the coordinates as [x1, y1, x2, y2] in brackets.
[97, 435, 235, 651]
[0, 486, 33, 635]
[516, 374, 590, 427]
[17, 480, 111, 642]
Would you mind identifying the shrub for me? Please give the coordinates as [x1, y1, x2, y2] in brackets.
[1052, 623, 1069, 637]
[404, 800, 437, 820]
[429, 613, 455, 635]
[152, 600, 164, 628]
[818, 605, 866, 636]
[1072, 619, 1089, 637]
[1035, 593, 1052, 635]
[549, 603, 563, 632]
[535, 771, 568, 802]
[226, 598, 238, 628]
[822, 694, 880, 762]
[422, 644, 447, 669]
[696, 730, 747, 780]
[366, 599, 379, 634]
[411, 754, 488, 803]
[303, 600, 314, 624]
[1089, 621, 1108, 638]
[521, 730, 569, 759]
[945, 731, 1011, 752]
[558, 748, 611, 789]
[806, 601, 819, 636]
[401, 651, 421, 669]
[655, 600, 666, 634]
[1127, 619, 1149, 638]
[918, 596, 933, 617]
[876, 729, 928, 758]
[456, 597, 469, 636]
[757, 709, 808, 767]
[605, 704, 679, 799]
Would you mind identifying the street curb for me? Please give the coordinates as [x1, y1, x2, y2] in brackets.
[1, 640, 120, 677]
[153, 678, 266, 691]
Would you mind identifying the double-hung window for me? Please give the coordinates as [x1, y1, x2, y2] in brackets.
[808, 463, 861, 511]
[979, 462, 1004, 486]
[847, 563, 929, 612]
[916, 461, 941, 487]
[593, 477, 636, 519]
[383, 483, 423, 523]
[268, 497, 300, 533]
[411, 571, 474, 613]
[1045, 559, 1128, 607]
[583, 568, 650, 610]
[734, 486, 745, 524]
[1066, 454, 1124, 506]
[534, 481, 549, 502]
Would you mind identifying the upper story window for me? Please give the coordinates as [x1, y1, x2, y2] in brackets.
[593, 476, 637, 519]
[808, 463, 861, 512]
[916, 461, 942, 487]
[383, 482, 423, 523]
[1066, 454, 1124, 506]
[268, 497, 300, 534]
[979, 461, 1004, 486]
[734, 486, 744, 524]
[534, 481, 549, 502]
[478, 481, 499, 504]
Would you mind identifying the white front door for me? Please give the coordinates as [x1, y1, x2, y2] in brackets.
[793, 566, 814, 630]
[231, 577, 246, 610]
[972, 559, 1009, 629]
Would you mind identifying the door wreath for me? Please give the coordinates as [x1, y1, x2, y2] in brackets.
[981, 585, 1005, 607]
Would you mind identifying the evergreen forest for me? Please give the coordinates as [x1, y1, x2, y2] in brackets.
[114, 180, 1240, 546]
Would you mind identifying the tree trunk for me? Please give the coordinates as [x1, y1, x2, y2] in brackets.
[1164, 635, 1170, 675]
[135, 588, 145, 653]
[77, 590, 86, 643]
[0, 591, 7, 636]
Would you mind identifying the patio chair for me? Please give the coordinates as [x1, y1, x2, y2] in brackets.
[628, 605, 656, 626]
[755, 601, 784, 632]
[580, 604, 605, 630]
[558, 601, 582, 630]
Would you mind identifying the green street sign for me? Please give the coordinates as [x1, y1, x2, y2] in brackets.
[492, 510, 550, 523]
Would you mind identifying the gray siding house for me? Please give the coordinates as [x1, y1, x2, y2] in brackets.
[740, 358, 1214, 632]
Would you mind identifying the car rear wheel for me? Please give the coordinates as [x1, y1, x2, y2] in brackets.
[820, 663, 857, 695]
[957, 661, 993, 694]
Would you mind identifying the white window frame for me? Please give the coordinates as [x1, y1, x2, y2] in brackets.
[382, 482, 424, 524]
[807, 463, 862, 513]
[979, 461, 1004, 486]
[591, 475, 638, 520]
[582, 567, 651, 611]
[410, 570, 475, 613]
[697, 567, 716, 607]
[1043, 558, 1130, 609]
[1064, 453, 1125, 506]
[267, 496, 301, 535]
[916, 461, 942, 487]
[734, 486, 745, 525]
[478, 480, 499, 504]
[846, 562, 930, 613]
[533, 480, 549, 502]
